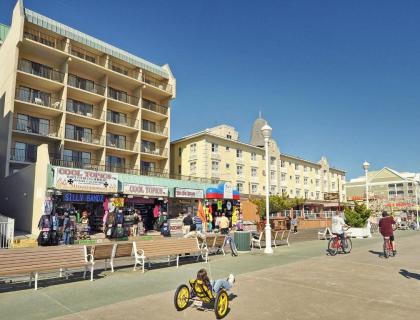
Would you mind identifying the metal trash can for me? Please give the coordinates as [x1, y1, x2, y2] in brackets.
[234, 231, 251, 251]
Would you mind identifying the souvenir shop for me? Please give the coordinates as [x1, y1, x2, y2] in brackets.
[205, 183, 241, 230]
[39, 167, 119, 245]
[169, 187, 205, 217]
[122, 183, 169, 232]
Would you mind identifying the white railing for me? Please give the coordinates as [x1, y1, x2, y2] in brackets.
[0, 214, 14, 249]
[268, 210, 343, 219]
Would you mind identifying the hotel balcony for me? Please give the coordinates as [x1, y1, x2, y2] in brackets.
[64, 130, 104, 149]
[68, 74, 106, 102]
[107, 87, 139, 107]
[17, 59, 64, 92]
[109, 60, 138, 79]
[141, 121, 168, 139]
[69, 43, 102, 66]
[10, 147, 37, 163]
[66, 99, 105, 126]
[15, 87, 63, 116]
[142, 74, 172, 96]
[140, 145, 168, 159]
[12, 116, 60, 140]
[106, 138, 139, 153]
[141, 99, 168, 120]
[107, 112, 139, 131]
[23, 27, 66, 51]
[211, 152, 221, 160]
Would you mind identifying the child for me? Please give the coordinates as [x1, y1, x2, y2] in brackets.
[196, 268, 235, 294]
[291, 215, 298, 234]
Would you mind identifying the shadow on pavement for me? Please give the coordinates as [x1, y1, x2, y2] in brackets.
[399, 269, 420, 280]
[368, 250, 384, 258]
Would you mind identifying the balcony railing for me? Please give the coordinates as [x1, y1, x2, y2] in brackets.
[68, 75, 105, 95]
[106, 139, 138, 152]
[108, 90, 139, 106]
[13, 117, 58, 138]
[107, 113, 138, 128]
[10, 147, 37, 162]
[142, 99, 168, 115]
[69, 44, 100, 65]
[142, 75, 172, 94]
[23, 28, 65, 50]
[18, 59, 64, 83]
[140, 146, 168, 157]
[15, 87, 63, 110]
[66, 101, 104, 120]
[109, 61, 137, 79]
[65, 131, 104, 145]
[51, 158, 100, 170]
[141, 122, 168, 136]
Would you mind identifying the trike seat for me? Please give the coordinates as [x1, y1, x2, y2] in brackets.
[189, 279, 214, 303]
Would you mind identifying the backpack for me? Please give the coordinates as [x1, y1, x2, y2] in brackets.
[38, 231, 51, 246]
[161, 222, 171, 237]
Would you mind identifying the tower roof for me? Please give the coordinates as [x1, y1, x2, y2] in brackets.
[250, 114, 267, 147]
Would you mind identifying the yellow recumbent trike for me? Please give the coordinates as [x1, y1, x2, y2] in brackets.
[174, 279, 229, 319]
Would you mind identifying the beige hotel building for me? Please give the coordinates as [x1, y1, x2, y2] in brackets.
[171, 117, 347, 212]
[0, 1, 175, 179]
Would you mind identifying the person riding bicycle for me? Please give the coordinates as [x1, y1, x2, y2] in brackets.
[379, 211, 396, 255]
[332, 212, 348, 249]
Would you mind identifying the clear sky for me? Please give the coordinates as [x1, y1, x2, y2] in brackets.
[1, 0, 420, 179]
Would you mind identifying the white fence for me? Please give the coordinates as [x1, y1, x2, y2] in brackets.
[0, 214, 14, 249]
[270, 210, 343, 219]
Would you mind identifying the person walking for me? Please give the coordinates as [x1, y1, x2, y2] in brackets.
[218, 212, 230, 235]
[291, 215, 298, 234]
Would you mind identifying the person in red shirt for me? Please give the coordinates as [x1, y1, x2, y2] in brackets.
[379, 211, 396, 254]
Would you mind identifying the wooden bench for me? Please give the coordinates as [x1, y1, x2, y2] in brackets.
[109, 242, 134, 272]
[204, 234, 227, 255]
[251, 230, 290, 249]
[133, 238, 208, 272]
[0, 245, 93, 290]
[88, 244, 115, 272]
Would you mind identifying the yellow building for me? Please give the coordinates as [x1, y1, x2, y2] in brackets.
[171, 118, 347, 211]
[0, 1, 175, 179]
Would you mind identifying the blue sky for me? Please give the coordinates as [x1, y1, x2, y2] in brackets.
[2, 0, 420, 178]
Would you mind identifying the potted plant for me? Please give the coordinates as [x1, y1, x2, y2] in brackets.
[344, 202, 372, 238]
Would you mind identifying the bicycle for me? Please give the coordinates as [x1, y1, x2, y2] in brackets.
[383, 236, 395, 258]
[223, 232, 238, 257]
[327, 232, 352, 256]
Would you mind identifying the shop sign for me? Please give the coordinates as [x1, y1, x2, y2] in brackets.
[112, 197, 125, 207]
[324, 192, 339, 201]
[123, 183, 168, 197]
[63, 193, 104, 203]
[54, 168, 118, 193]
[175, 188, 204, 199]
[223, 182, 233, 199]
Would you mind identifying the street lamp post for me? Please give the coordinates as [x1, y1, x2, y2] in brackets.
[261, 123, 273, 254]
[416, 182, 419, 230]
[363, 161, 370, 209]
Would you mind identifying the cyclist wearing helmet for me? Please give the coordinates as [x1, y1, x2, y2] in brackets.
[379, 211, 396, 255]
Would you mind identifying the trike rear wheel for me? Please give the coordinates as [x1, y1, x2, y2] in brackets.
[174, 284, 190, 311]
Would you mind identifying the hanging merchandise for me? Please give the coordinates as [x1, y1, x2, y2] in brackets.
[217, 200, 223, 211]
[232, 208, 238, 227]
[103, 197, 109, 211]
[44, 198, 53, 215]
[112, 197, 125, 208]
[153, 205, 160, 218]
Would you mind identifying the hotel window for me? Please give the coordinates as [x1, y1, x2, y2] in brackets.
[251, 167, 257, 177]
[295, 163, 299, 170]
[281, 173, 286, 181]
[304, 190, 309, 198]
[106, 155, 125, 170]
[226, 163, 230, 169]
[227, 134, 232, 139]
[236, 149, 242, 158]
[295, 175, 300, 184]
[63, 149, 91, 165]
[190, 143, 196, 153]
[67, 99, 93, 117]
[270, 157, 276, 165]
[237, 165, 243, 175]
[270, 185, 276, 194]
[296, 189, 301, 197]
[178, 165, 181, 174]
[251, 184, 258, 194]
[332, 182, 336, 189]
[212, 161, 219, 171]
[316, 192, 320, 199]
[281, 160, 286, 167]
[304, 166, 307, 172]
[16, 114, 50, 136]
[304, 177, 308, 185]
[290, 189, 293, 195]
[316, 179, 320, 187]
[189, 161, 197, 174]
[107, 133, 126, 149]
[65, 124, 92, 143]
[251, 153, 257, 161]
[281, 188, 287, 195]
[270, 171, 275, 180]
[237, 183, 244, 193]
[178, 147, 182, 157]
[211, 143, 218, 152]
[226, 146, 230, 151]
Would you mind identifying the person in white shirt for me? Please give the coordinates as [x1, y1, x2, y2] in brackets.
[332, 213, 347, 248]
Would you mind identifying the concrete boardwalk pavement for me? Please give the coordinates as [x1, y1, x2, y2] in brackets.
[1, 231, 420, 320]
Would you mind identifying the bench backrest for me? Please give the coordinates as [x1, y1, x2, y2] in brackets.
[91, 244, 115, 260]
[135, 238, 200, 258]
[0, 246, 87, 276]
[204, 235, 216, 247]
[214, 235, 226, 247]
[114, 243, 133, 258]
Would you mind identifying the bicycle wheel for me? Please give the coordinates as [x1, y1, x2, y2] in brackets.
[229, 238, 238, 257]
[328, 238, 338, 256]
[343, 238, 352, 254]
